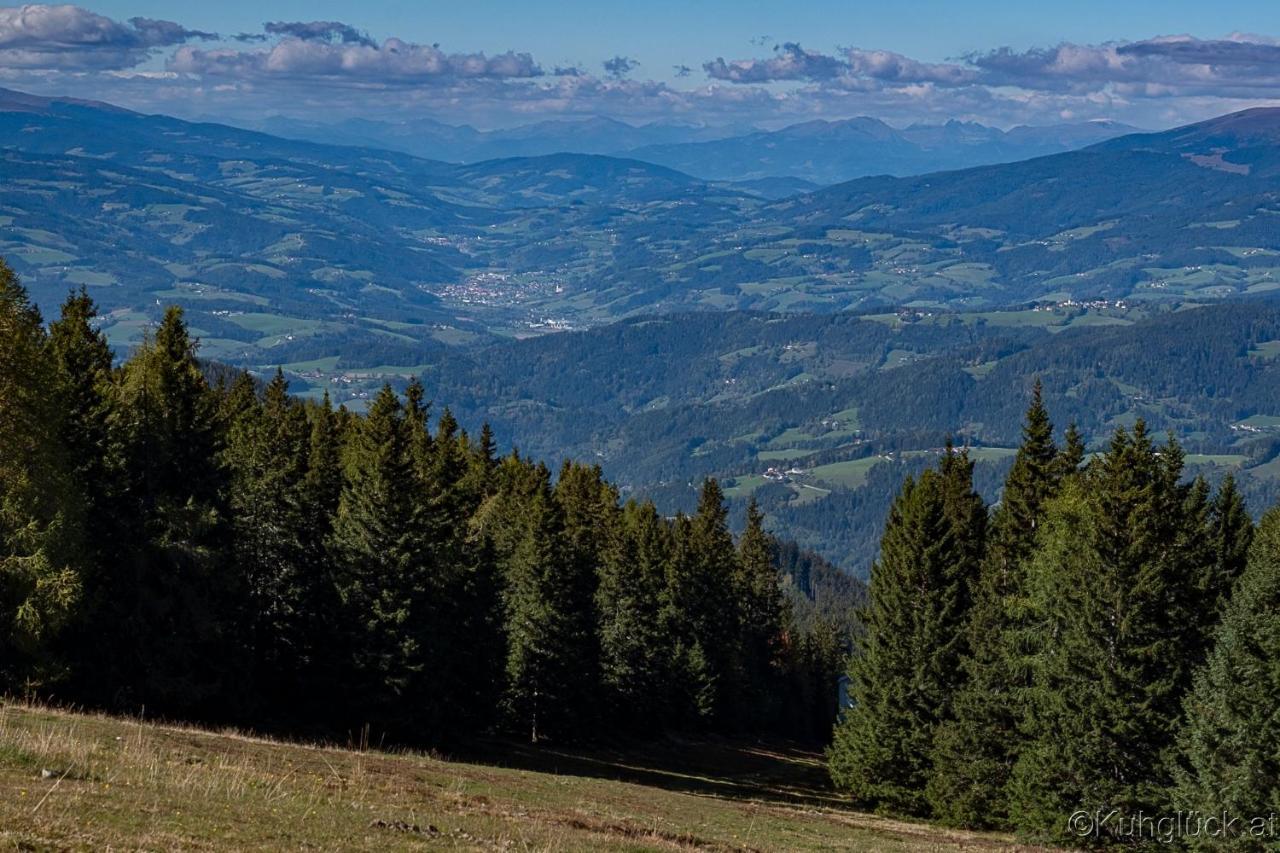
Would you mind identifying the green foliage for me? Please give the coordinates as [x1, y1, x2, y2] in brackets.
[735, 500, 788, 724]
[827, 455, 980, 815]
[1173, 508, 1280, 850]
[1007, 425, 1213, 840]
[0, 263, 82, 690]
[596, 500, 674, 731]
[927, 383, 1066, 827]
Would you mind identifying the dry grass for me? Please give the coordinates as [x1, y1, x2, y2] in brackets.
[0, 702, 1046, 851]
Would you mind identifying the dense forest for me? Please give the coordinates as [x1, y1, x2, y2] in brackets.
[0, 260, 855, 746]
[829, 384, 1280, 846]
[6, 241, 1280, 846]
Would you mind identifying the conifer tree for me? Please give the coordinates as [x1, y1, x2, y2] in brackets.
[44, 288, 118, 697]
[46, 288, 113, 518]
[547, 461, 614, 728]
[1008, 424, 1212, 840]
[1173, 508, 1280, 848]
[929, 384, 1061, 826]
[828, 467, 971, 815]
[735, 499, 788, 728]
[665, 479, 742, 725]
[597, 499, 675, 732]
[1205, 472, 1253, 615]
[223, 369, 313, 719]
[499, 468, 593, 742]
[331, 384, 431, 733]
[106, 306, 230, 715]
[0, 263, 82, 691]
[663, 512, 718, 725]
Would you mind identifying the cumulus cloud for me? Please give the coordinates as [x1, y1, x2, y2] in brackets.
[700, 34, 1280, 124]
[6, 8, 1280, 132]
[0, 4, 215, 69]
[602, 55, 637, 79]
[704, 42, 845, 83]
[169, 38, 543, 84]
[263, 20, 376, 48]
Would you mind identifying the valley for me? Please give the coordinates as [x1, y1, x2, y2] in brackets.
[7, 86, 1280, 572]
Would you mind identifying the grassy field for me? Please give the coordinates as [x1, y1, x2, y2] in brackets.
[0, 703, 1044, 851]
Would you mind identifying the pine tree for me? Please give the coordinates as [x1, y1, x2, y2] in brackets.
[330, 384, 430, 734]
[828, 467, 971, 815]
[734, 499, 788, 729]
[499, 468, 592, 742]
[106, 306, 230, 716]
[1008, 424, 1212, 841]
[597, 499, 675, 732]
[1173, 508, 1280, 849]
[929, 384, 1061, 826]
[0, 263, 82, 692]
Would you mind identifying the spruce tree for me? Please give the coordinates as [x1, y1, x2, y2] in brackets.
[223, 369, 313, 721]
[597, 499, 675, 733]
[0, 263, 82, 692]
[828, 467, 970, 815]
[665, 479, 742, 726]
[46, 288, 113, 518]
[106, 306, 230, 715]
[1173, 508, 1280, 849]
[1008, 424, 1212, 841]
[735, 499, 788, 729]
[499, 468, 594, 742]
[44, 288, 117, 697]
[1205, 473, 1253, 615]
[663, 512, 719, 725]
[330, 384, 430, 733]
[929, 384, 1062, 826]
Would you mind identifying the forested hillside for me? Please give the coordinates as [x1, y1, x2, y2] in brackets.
[421, 300, 1280, 573]
[6, 250, 1280, 846]
[0, 260, 855, 746]
[829, 385, 1280, 848]
[6, 89, 1280, 384]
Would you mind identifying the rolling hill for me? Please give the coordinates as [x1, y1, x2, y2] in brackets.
[576, 107, 1280, 317]
[6, 86, 1280, 348]
[419, 300, 1280, 573]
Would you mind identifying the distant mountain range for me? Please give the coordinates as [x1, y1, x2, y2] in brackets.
[247, 114, 741, 167]
[7, 86, 1280, 571]
[627, 117, 1140, 183]
[3, 85, 1280, 359]
[246, 112, 1140, 184]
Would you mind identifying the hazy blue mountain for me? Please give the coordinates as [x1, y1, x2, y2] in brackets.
[624, 116, 1139, 183]
[253, 114, 741, 163]
[249, 110, 1137, 183]
[5, 84, 1280, 365]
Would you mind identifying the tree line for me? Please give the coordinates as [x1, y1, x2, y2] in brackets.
[829, 381, 1277, 847]
[0, 261, 850, 746]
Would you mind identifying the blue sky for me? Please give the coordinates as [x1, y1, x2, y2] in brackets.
[5, 2, 1280, 128]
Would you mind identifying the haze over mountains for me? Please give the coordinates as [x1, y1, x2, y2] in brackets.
[3, 84, 1280, 343]
[249, 111, 1139, 184]
[7, 84, 1280, 570]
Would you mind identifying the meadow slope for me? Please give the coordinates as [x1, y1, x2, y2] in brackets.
[0, 703, 1046, 851]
